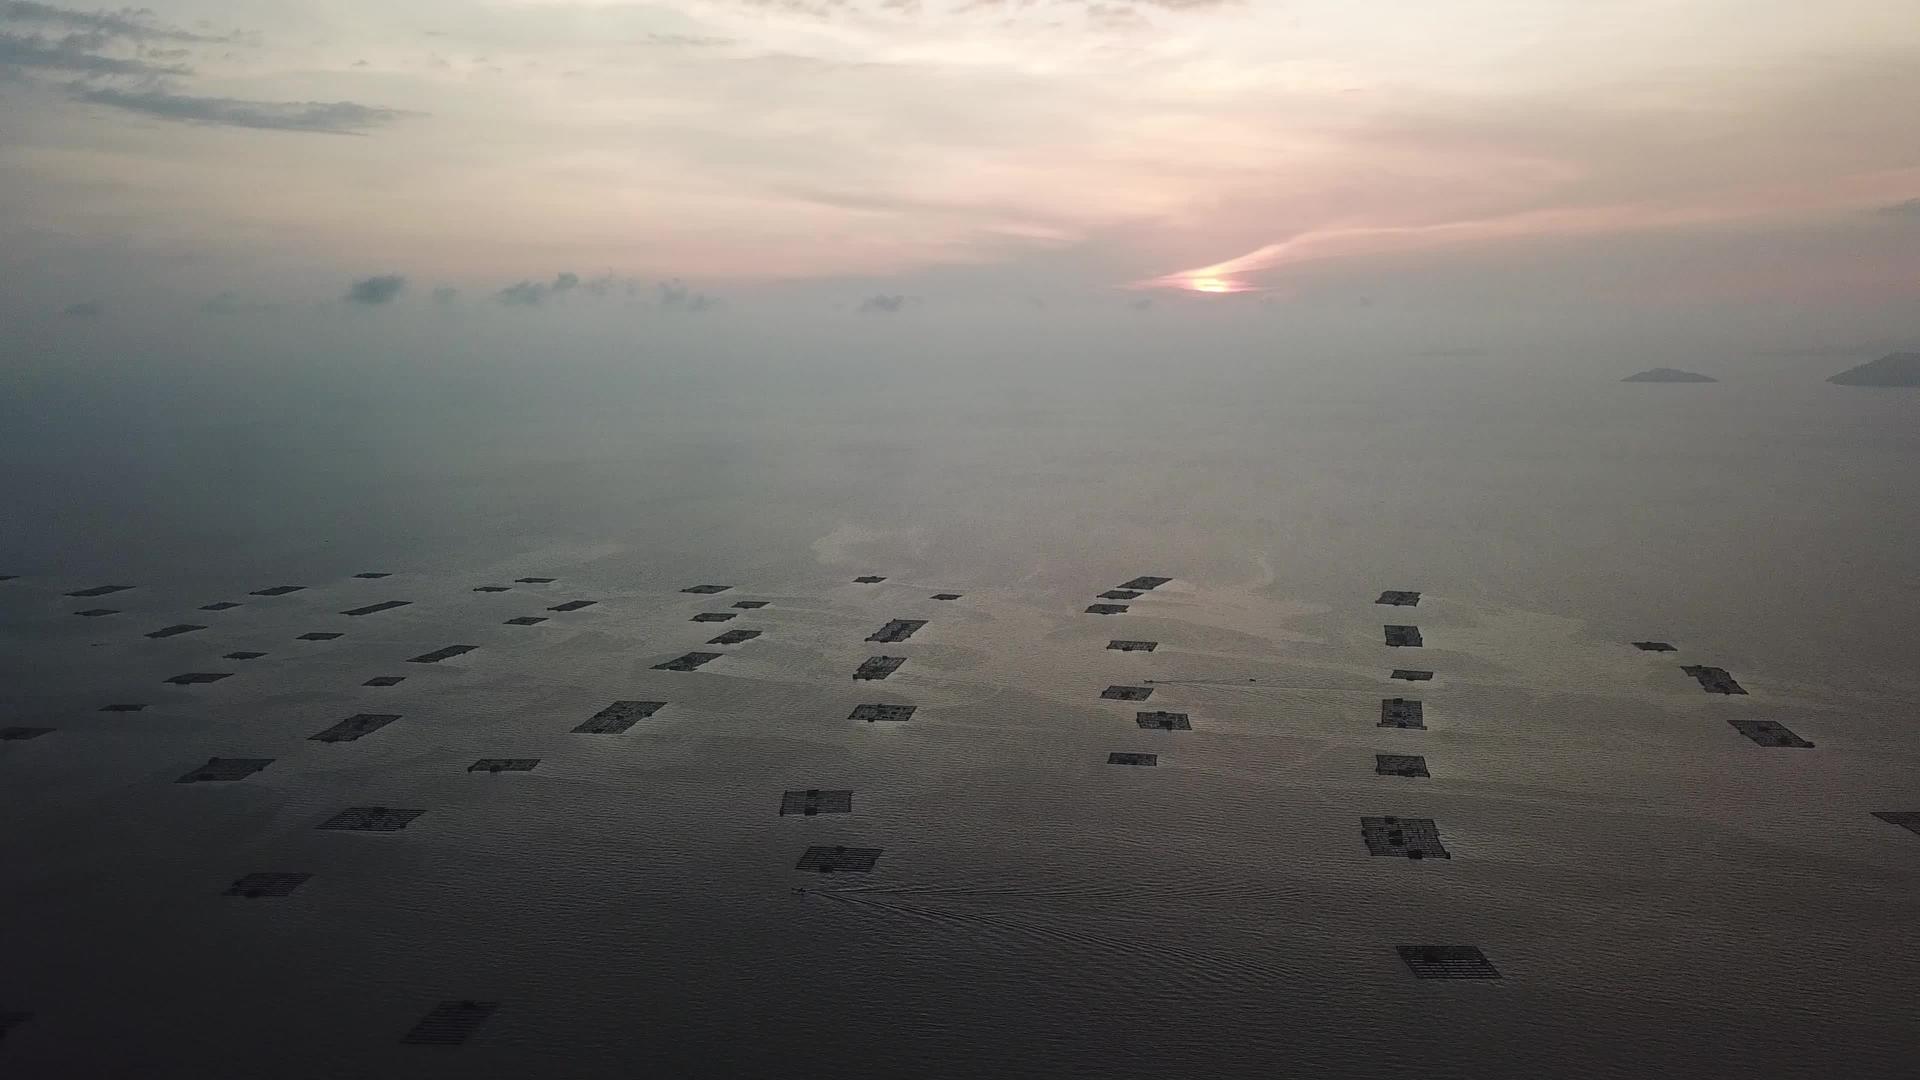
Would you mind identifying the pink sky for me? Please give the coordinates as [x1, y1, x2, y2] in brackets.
[1, 0, 1917, 310]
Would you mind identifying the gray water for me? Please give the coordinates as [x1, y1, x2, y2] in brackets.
[2, 331, 1917, 1078]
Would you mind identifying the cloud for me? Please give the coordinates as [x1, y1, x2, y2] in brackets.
[0, 30, 187, 76]
[496, 280, 547, 305]
[1878, 198, 1920, 219]
[494, 272, 672, 308]
[494, 272, 595, 306]
[0, 1, 220, 43]
[1127, 297, 1153, 311]
[61, 299, 101, 318]
[345, 274, 405, 305]
[644, 32, 735, 48]
[722, 0, 1233, 30]
[1, 3, 405, 135]
[658, 278, 719, 311]
[856, 293, 906, 313]
[0, 1, 208, 81]
[76, 88, 406, 133]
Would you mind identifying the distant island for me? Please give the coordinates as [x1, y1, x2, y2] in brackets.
[1623, 368, 1717, 383]
[1828, 352, 1920, 386]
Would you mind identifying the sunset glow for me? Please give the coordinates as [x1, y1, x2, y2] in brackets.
[0, 0, 1915, 315]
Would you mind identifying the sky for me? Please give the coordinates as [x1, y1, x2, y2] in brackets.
[2, 0, 1917, 347]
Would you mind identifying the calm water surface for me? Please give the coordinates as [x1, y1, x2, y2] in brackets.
[2, 345, 1916, 1077]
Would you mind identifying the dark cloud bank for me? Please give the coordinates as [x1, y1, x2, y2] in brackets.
[0, 1, 405, 134]
[857, 293, 907, 313]
[492, 274, 718, 311]
[345, 274, 406, 305]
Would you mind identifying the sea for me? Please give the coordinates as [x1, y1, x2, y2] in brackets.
[2, 319, 1916, 1078]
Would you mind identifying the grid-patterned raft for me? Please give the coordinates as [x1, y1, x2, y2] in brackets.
[854, 656, 906, 681]
[401, 1000, 499, 1046]
[574, 701, 666, 733]
[469, 758, 540, 772]
[176, 758, 273, 783]
[796, 846, 883, 872]
[224, 872, 311, 898]
[1360, 816, 1451, 859]
[318, 807, 425, 832]
[1397, 946, 1499, 979]
[1379, 698, 1425, 730]
[1728, 719, 1813, 747]
[342, 601, 410, 616]
[779, 789, 853, 816]
[1375, 754, 1430, 778]
[1873, 812, 1920, 837]
[408, 645, 476, 664]
[309, 713, 400, 743]
[866, 619, 927, 643]
[1683, 665, 1747, 694]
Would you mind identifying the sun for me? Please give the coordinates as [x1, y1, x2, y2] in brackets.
[1188, 276, 1236, 293]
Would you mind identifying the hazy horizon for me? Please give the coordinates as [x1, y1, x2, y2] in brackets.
[4, 0, 1920, 357]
